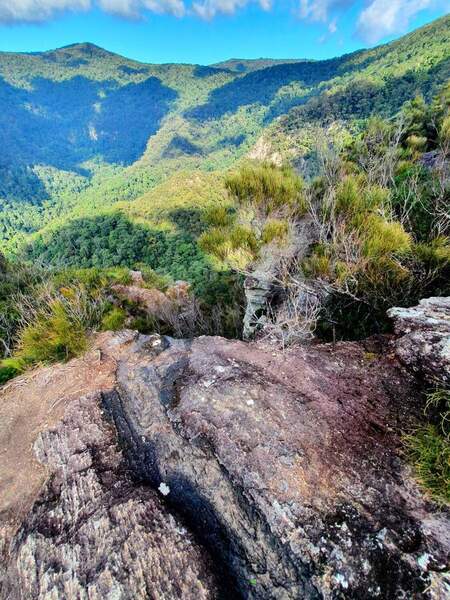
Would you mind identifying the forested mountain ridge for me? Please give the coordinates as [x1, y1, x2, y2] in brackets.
[0, 13, 448, 254]
[211, 57, 309, 73]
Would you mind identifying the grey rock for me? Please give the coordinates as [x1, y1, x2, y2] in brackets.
[388, 296, 450, 386]
[0, 335, 220, 600]
[106, 334, 450, 599]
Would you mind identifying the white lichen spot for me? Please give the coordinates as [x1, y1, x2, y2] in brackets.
[376, 527, 388, 547]
[417, 553, 432, 570]
[246, 399, 255, 406]
[158, 482, 170, 496]
[334, 573, 349, 589]
[362, 560, 371, 574]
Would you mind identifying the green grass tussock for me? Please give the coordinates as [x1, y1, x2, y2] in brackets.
[404, 389, 450, 504]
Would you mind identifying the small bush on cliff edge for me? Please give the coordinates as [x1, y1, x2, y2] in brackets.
[199, 162, 303, 271]
[225, 162, 306, 217]
[404, 389, 450, 504]
[17, 300, 88, 364]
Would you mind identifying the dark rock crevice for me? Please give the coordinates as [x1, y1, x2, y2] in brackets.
[100, 333, 449, 599]
[2, 390, 222, 600]
[102, 384, 319, 600]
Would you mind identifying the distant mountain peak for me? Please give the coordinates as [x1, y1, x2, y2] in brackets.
[41, 42, 115, 59]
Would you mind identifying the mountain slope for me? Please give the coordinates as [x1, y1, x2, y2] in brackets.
[211, 57, 307, 73]
[0, 14, 448, 253]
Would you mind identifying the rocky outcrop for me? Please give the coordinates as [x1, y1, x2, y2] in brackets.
[388, 296, 450, 386]
[112, 277, 191, 321]
[1, 329, 449, 599]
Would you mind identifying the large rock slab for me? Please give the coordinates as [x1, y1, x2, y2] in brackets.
[388, 296, 450, 386]
[0, 333, 220, 600]
[1, 329, 449, 599]
[106, 334, 450, 599]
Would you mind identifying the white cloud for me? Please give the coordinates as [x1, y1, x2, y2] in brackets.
[0, 0, 446, 43]
[357, 0, 437, 43]
[0, 0, 91, 23]
[299, 0, 350, 22]
[192, 0, 270, 19]
[98, 0, 185, 18]
[0, 0, 186, 23]
[97, 0, 137, 18]
[0, 0, 272, 23]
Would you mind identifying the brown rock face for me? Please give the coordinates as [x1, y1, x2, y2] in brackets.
[1, 330, 449, 599]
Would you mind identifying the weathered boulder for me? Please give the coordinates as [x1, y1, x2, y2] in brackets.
[1, 329, 449, 599]
[112, 278, 191, 321]
[388, 296, 450, 386]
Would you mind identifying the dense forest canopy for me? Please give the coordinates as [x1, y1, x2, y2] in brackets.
[0, 14, 448, 253]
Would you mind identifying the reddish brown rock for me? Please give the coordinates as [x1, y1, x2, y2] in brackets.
[0, 332, 220, 600]
[112, 278, 191, 322]
[106, 333, 450, 599]
[1, 330, 449, 599]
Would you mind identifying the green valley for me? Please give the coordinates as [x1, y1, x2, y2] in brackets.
[0, 15, 448, 254]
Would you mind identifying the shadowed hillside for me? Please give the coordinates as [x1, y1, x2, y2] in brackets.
[0, 14, 448, 254]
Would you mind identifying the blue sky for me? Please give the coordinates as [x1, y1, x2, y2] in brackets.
[0, 1, 448, 64]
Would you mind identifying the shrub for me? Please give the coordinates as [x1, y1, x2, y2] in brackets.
[52, 267, 132, 291]
[203, 206, 235, 228]
[391, 163, 436, 241]
[0, 365, 19, 385]
[261, 219, 289, 245]
[198, 227, 230, 259]
[364, 185, 390, 212]
[414, 237, 450, 268]
[225, 162, 306, 216]
[101, 307, 127, 331]
[229, 225, 259, 253]
[335, 175, 363, 217]
[17, 300, 88, 365]
[404, 424, 449, 504]
[0, 357, 25, 385]
[363, 216, 412, 258]
[335, 176, 389, 221]
[137, 265, 171, 290]
[406, 134, 428, 153]
[225, 247, 256, 271]
[104, 267, 133, 285]
[303, 252, 332, 279]
[440, 115, 450, 144]
[403, 389, 449, 504]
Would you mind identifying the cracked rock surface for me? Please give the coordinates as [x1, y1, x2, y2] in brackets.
[388, 296, 450, 386]
[1, 329, 449, 599]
